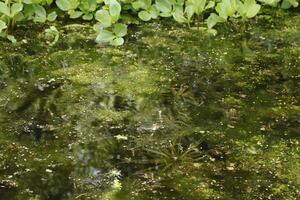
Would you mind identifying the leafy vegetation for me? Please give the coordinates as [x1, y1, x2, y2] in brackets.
[0, 0, 299, 45]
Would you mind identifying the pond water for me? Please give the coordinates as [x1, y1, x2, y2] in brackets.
[0, 9, 300, 200]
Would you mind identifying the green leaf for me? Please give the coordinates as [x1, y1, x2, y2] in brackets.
[238, 0, 260, 18]
[113, 23, 127, 37]
[0, 20, 7, 32]
[68, 10, 83, 18]
[216, 0, 238, 19]
[185, 5, 194, 20]
[138, 10, 152, 21]
[245, 1, 260, 18]
[0, 2, 10, 16]
[172, 5, 187, 23]
[281, 0, 299, 8]
[47, 11, 58, 22]
[95, 9, 112, 28]
[110, 37, 124, 46]
[82, 13, 94, 20]
[186, 0, 206, 15]
[7, 35, 17, 43]
[207, 13, 224, 28]
[205, 1, 215, 9]
[45, 26, 59, 46]
[149, 5, 159, 19]
[79, 0, 97, 12]
[156, 0, 173, 13]
[56, 0, 72, 11]
[132, 0, 152, 10]
[33, 5, 47, 22]
[96, 30, 115, 43]
[109, 0, 121, 17]
[11, 3, 23, 17]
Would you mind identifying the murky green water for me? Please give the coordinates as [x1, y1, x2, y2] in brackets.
[0, 9, 300, 200]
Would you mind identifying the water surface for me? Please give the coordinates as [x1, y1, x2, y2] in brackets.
[0, 10, 299, 200]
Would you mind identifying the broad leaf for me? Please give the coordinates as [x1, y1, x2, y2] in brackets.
[56, 0, 72, 11]
[95, 9, 112, 28]
[138, 10, 152, 21]
[96, 30, 115, 43]
[113, 23, 127, 37]
[207, 13, 224, 28]
[110, 37, 124, 46]
[11, 3, 23, 17]
[0, 20, 7, 32]
[0, 2, 10, 16]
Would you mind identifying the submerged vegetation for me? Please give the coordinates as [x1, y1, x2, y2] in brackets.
[1, 7, 300, 199]
[0, 0, 300, 200]
[0, 0, 299, 45]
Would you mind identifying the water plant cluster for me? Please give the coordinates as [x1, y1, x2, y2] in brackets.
[0, 0, 299, 45]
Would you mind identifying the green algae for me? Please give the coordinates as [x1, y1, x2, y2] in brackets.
[0, 10, 300, 200]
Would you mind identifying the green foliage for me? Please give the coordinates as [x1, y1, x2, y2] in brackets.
[95, 23, 127, 46]
[44, 25, 59, 45]
[0, 0, 298, 44]
[207, 0, 261, 28]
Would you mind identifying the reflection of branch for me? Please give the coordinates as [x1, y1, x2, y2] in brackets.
[14, 80, 64, 113]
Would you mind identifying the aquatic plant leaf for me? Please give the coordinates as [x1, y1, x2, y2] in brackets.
[45, 26, 60, 46]
[216, 0, 237, 19]
[238, 0, 260, 18]
[155, 0, 172, 13]
[113, 23, 127, 37]
[149, 5, 159, 18]
[0, 20, 7, 32]
[138, 10, 152, 21]
[110, 37, 124, 46]
[185, 5, 194, 20]
[7, 35, 16, 43]
[96, 30, 115, 43]
[56, 0, 72, 11]
[68, 10, 83, 18]
[172, 5, 187, 23]
[95, 9, 112, 27]
[0, 19, 6, 27]
[0, 2, 10, 16]
[79, 0, 97, 12]
[281, 0, 299, 8]
[186, 0, 206, 15]
[82, 13, 94, 20]
[132, 0, 152, 10]
[109, 0, 121, 17]
[11, 3, 23, 17]
[47, 11, 58, 21]
[205, 1, 215, 9]
[33, 4, 47, 22]
[207, 13, 224, 28]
